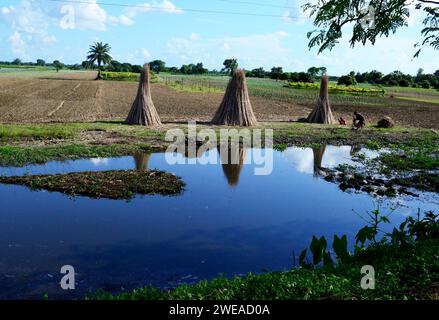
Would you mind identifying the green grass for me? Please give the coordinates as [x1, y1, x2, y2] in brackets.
[0, 122, 436, 168]
[0, 144, 155, 167]
[0, 65, 51, 70]
[395, 96, 439, 104]
[0, 122, 165, 141]
[0, 124, 78, 140]
[91, 238, 439, 300]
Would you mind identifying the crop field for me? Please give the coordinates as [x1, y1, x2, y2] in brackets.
[0, 71, 438, 128]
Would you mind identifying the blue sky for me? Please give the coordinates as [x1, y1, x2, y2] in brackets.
[0, 0, 437, 75]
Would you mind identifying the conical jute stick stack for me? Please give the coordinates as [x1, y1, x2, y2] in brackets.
[125, 64, 162, 126]
[307, 75, 335, 124]
[212, 69, 257, 126]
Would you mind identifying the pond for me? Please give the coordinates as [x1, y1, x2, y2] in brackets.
[0, 146, 437, 299]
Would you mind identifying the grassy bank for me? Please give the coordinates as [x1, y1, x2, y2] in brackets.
[0, 122, 437, 168]
[0, 144, 156, 167]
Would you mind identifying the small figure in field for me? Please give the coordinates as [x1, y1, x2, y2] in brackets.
[339, 117, 347, 125]
[353, 111, 365, 130]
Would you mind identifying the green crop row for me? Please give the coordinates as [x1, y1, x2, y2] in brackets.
[286, 82, 385, 96]
[101, 71, 159, 83]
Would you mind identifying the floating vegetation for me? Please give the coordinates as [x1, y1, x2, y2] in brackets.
[0, 170, 185, 200]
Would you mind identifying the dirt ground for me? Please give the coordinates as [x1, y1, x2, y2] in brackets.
[0, 71, 438, 128]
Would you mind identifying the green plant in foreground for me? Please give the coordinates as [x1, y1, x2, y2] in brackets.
[299, 209, 438, 269]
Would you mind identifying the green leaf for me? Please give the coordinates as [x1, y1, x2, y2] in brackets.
[299, 249, 308, 268]
[323, 251, 333, 267]
[355, 226, 375, 246]
[310, 236, 327, 265]
[333, 235, 350, 263]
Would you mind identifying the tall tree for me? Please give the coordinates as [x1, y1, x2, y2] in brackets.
[53, 60, 64, 72]
[303, 0, 439, 57]
[222, 59, 238, 75]
[308, 66, 327, 79]
[149, 60, 166, 74]
[87, 42, 112, 80]
[270, 67, 284, 81]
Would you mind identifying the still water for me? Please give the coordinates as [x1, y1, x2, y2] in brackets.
[0, 146, 437, 299]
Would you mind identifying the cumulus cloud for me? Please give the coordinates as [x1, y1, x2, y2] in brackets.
[166, 31, 293, 70]
[124, 0, 183, 19]
[116, 48, 153, 64]
[58, 0, 123, 31]
[56, 0, 182, 31]
[9, 31, 27, 56]
[282, 0, 309, 24]
[1, 1, 56, 59]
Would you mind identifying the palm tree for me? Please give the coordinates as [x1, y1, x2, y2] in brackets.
[87, 42, 112, 80]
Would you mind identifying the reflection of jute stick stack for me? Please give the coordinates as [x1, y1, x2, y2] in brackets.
[125, 64, 162, 126]
[212, 69, 257, 126]
[133, 152, 151, 171]
[312, 144, 327, 176]
[219, 146, 247, 187]
[307, 75, 335, 124]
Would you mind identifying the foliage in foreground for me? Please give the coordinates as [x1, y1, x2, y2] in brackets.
[92, 212, 439, 300]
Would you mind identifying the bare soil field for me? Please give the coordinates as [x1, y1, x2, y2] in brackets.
[0, 71, 438, 128]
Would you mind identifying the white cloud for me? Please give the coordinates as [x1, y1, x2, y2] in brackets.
[118, 48, 152, 64]
[60, 0, 110, 31]
[310, 32, 437, 75]
[123, 0, 183, 21]
[9, 31, 26, 56]
[56, 0, 181, 31]
[1, 6, 14, 15]
[140, 48, 152, 59]
[405, 2, 427, 26]
[1, 1, 56, 59]
[166, 31, 293, 70]
[282, 0, 309, 24]
[112, 14, 135, 26]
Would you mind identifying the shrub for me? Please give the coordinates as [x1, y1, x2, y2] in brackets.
[399, 79, 411, 87]
[297, 72, 314, 83]
[101, 71, 159, 83]
[338, 75, 357, 86]
[421, 81, 431, 89]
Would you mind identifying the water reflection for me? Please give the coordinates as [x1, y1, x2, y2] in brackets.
[313, 144, 327, 177]
[133, 152, 150, 171]
[219, 146, 247, 187]
[0, 146, 437, 299]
